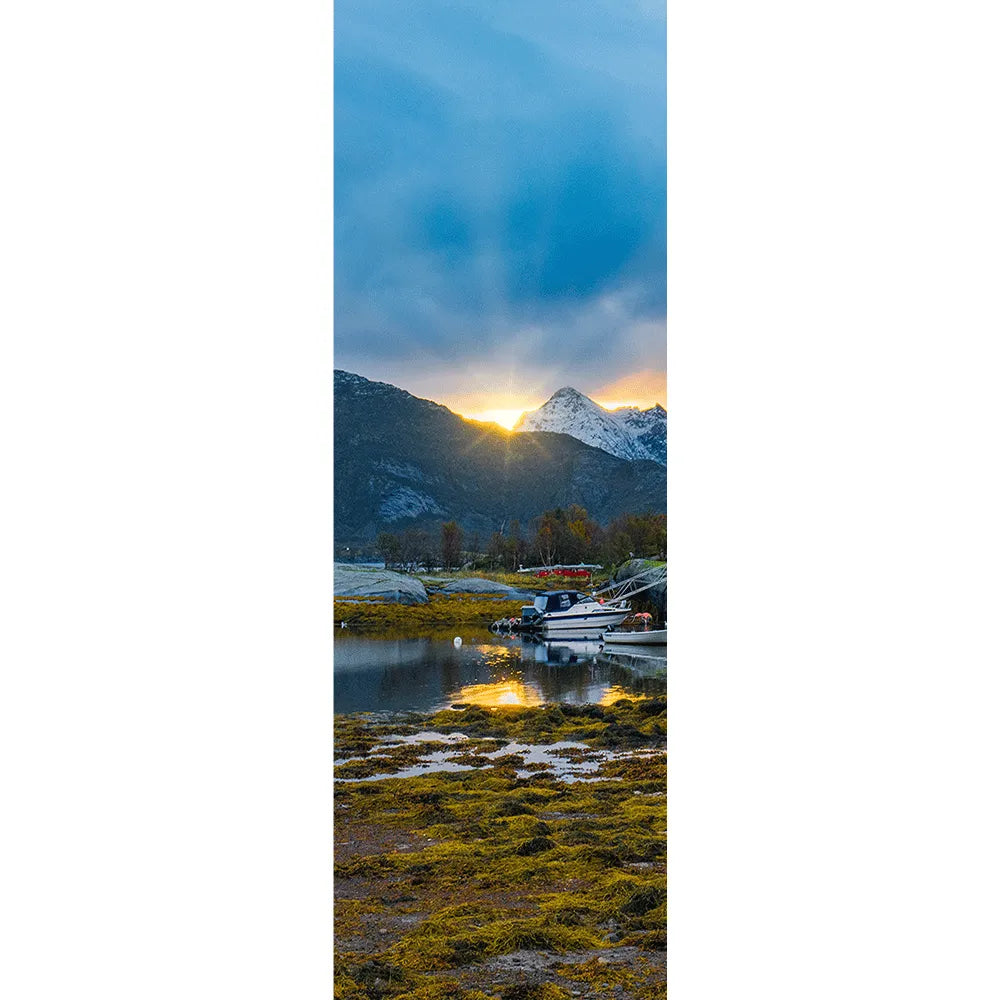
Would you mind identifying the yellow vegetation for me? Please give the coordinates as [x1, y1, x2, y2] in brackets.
[334, 701, 666, 999]
[334, 594, 523, 629]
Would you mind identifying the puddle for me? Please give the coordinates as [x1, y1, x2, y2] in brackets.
[334, 734, 662, 783]
[379, 731, 470, 745]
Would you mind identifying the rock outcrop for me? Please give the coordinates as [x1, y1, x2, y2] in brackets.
[433, 578, 535, 599]
[334, 564, 428, 605]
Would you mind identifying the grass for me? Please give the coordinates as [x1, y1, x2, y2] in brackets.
[334, 593, 524, 629]
[417, 568, 616, 590]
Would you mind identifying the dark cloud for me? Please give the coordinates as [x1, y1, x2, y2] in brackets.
[334, 0, 666, 383]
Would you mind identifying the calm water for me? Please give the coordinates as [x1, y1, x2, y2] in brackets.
[333, 629, 666, 715]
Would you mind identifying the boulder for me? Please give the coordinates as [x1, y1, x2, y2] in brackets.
[333, 564, 428, 605]
[436, 578, 534, 598]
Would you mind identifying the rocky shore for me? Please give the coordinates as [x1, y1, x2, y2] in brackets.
[334, 700, 667, 1000]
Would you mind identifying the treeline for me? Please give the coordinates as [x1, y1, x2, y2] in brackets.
[366, 507, 667, 572]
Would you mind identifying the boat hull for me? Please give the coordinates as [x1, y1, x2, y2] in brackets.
[540, 609, 632, 632]
[602, 628, 668, 646]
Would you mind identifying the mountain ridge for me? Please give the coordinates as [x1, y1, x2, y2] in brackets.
[334, 370, 667, 544]
[513, 386, 666, 465]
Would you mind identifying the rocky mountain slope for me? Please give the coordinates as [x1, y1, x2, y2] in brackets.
[334, 371, 667, 544]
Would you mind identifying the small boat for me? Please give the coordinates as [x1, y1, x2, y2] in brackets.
[520, 590, 632, 633]
[603, 613, 667, 646]
[602, 628, 667, 646]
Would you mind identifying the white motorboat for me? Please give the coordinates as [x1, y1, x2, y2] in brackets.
[520, 590, 632, 633]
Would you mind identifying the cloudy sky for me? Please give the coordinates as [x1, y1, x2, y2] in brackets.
[335, 0, 665, 426]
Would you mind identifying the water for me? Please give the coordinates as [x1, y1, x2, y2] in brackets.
[333, 629, 666, 715]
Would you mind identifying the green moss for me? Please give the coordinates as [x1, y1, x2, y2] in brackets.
[499, 985, 572, 1000]
[553, 956, 647, 991]
[405, 984, 499, 1000]
[420, 698, 667, 748]
[513, 835, 556, 856]
[491, 797, 534, 817]
[335, 899, 385, 938]
[335, 740, 470, 780]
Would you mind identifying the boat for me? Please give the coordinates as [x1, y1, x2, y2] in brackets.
[519, 590, 632, 633]
[602, 627, 667, 646]
[602, 612, 667, 646]
[514, 566, 669, 638]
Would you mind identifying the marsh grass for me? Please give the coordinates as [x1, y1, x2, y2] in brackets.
[334, 593, 524, 629]
[419, 569, 615, 590]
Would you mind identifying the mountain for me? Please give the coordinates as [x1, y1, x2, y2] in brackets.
[334, 371, 667, 544]
[513, 387, 667, 465]
[610, 403, 667, 465]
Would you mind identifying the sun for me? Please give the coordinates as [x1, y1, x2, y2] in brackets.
[463, 408, 526, 430]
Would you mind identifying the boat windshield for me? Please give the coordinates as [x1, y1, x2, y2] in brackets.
[533, 591, 585, 613]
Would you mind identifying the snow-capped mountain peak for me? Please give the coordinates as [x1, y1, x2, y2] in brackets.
[513, 388, 666, 465]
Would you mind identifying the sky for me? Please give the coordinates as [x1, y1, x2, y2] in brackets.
[335, 0, 666, 427]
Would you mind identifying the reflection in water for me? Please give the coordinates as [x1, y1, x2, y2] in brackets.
[334, 631, 666, 714]
[598, 684, 648, 706]
[449, 679, 545, 708]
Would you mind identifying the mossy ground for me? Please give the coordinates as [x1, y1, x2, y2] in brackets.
[420, 569, 615, 590]
[334, 566, 619, 631]
[335, 700, 666, 1000]
[334, 593, 525, 630]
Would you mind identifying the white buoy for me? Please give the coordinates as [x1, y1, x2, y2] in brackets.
[453, 636, 462, 647]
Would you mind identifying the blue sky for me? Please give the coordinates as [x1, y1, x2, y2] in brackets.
[335, 0, 666, 417]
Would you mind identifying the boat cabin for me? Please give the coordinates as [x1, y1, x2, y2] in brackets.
[538, 590, 587, 612]
[521, 590, 591, 624]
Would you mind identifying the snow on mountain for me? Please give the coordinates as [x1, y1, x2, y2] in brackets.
[513, 387, 666, 465]
[610, 403, 667, 465]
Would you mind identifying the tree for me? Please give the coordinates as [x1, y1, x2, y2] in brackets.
[600, 511, 667, 563]
[534, 516, 558, 566]
[417, 530, 436, 570]
[487, 530, 506, 570]
[509, 519, 528, 570]
[375, 531, 401, 569]
[399, 528, 427, 572]
[565, 505, 597, 563]
[441, 521, 463, 571]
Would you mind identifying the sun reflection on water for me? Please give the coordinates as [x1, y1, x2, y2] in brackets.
[448, 679, 545, 708]
[598, 684, 657, 706]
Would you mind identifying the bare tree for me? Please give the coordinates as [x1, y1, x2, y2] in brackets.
[441, 521, 463, 571]
[375, 531, 401, 569]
